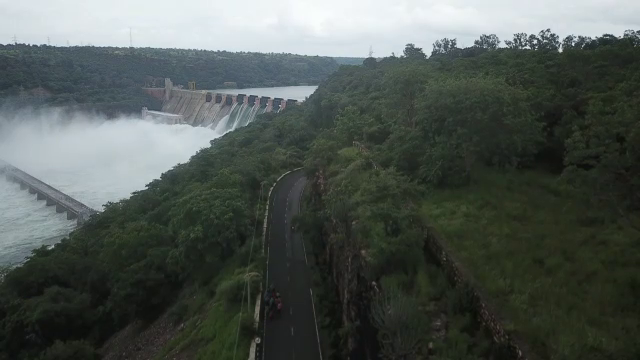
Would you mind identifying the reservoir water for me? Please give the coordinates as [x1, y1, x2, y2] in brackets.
[209, 86, 317, 102]
[0, 86, 317, 266]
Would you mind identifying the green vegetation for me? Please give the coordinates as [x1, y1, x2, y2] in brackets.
[421, 168, 639, 359]
[155, 247, 263, 360]
[333, 57, 366, 66]
[294, 28, 639, 360]
[1, 27, 639, 360]
[0, 107, 315, 359]
[0, 45, 339, 115]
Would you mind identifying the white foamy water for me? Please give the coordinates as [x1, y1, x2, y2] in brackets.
[0, 86, 319, 266]
[0, 109, 219, 266]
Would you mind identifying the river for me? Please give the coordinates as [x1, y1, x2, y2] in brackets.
[209, 86, 317, 102]
[0, 86, 317, 266]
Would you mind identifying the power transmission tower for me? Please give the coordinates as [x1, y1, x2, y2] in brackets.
[368, 45, 374, 58]
[67, 40, 70, 47]
[47, 37, 50, 46]
[12, 34, 17, 45]
[129, 27, 133, 48]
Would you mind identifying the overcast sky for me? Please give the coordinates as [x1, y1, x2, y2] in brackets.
[1, 0, 639, 57]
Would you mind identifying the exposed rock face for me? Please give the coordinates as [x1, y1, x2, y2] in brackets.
[311, 171, 378, 360]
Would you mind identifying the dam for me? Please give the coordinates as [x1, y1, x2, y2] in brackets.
[1, 161, 98, 225]
[142, 79, 301, 130]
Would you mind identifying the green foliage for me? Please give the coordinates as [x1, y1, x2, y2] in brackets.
[299, 28, 639, 360]
[333, 57, 366, 66]
[1, 27, 639, 360]
[563, 100, 640, 229]
[0, 44, 338, 115]
[421, 169, 640, 359]
[416, 77, 542, 185]
[216, 276, 246, 304]
[0, 105, 317, 358]
[402, 43, 427, 60]
[474, 34, 501, 50]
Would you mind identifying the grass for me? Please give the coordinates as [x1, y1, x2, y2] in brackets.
[155, 244, 263, 360]
[421, 168, 640, 360]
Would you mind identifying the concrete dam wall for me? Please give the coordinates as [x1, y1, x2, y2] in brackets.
[142, 79, 299, 132]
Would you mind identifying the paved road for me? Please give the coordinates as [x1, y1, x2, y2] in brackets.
[264, 170, 322, 360]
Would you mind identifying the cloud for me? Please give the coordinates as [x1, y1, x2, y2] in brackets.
[0, 0, 638, 56]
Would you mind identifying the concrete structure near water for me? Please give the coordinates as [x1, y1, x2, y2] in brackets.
[142, 78, 301, 128]
[141, 107, 184, 124]
[1, 162, 98, 225]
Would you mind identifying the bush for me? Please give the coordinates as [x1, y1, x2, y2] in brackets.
[216, 277, 246, 304]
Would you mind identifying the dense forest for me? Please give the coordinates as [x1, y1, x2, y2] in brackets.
[298, 28, 640, 360]
[0, 45, 339, 116]
[333, 57, 366, 66]
[0, 28, 639, 360]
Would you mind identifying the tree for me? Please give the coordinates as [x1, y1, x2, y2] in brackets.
[527, 33, 540, 50]
[623, 29, 640, 46]
[563, 101, 640, 230]
[416, 77, 542, 185]
[562, 35, 577, 50]
[473, 34, 500, 50]
[363, 57, 377, 69]
[575, 35, 593, 49]
[335, 106, 372, 145]
[504, 32, 529, 49]
[402, 43, 426, 60]
[431, 38, 458, 56]
[537, 29, 561, 51]
[383, 65, 430, 128]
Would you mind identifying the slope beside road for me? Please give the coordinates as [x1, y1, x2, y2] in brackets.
[263, 170, 322, 360]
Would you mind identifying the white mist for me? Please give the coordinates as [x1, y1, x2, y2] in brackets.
[0, 109, 219, 265]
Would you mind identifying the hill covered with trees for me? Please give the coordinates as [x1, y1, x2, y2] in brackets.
[0, 45, 339, 116]
[0, 28, 639, 360]
[299, 28, 640, 360]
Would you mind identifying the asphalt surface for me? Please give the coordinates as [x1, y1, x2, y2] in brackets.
[263, 170, 322, 360]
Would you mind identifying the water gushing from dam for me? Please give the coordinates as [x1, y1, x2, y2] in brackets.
[142, 80, 311, 129]
[152, 90, 272, 131]
[0, 85, 318, 266]
[0, 111, 217, 266]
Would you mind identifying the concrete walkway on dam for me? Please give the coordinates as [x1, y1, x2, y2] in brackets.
[0, 162, 98, 225]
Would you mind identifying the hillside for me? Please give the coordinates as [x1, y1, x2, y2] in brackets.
[0, 45, 339, 116]
[1, 28, 639, 360]
[297, 29, 640, 360]
[333, 57, 366, 65]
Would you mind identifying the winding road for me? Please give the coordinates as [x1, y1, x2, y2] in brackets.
[263, 170, 322, 360]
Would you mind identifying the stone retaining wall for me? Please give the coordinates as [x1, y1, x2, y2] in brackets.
[423, 225, 538, 360]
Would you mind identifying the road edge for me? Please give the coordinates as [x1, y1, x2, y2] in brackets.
[248, 167, 303, 360]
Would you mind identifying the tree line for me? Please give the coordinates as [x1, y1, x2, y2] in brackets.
[0, 45, 339, 116]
